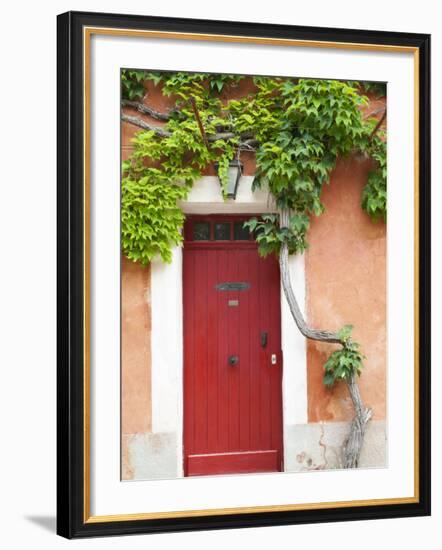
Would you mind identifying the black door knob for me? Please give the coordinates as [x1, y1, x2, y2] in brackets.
[228, 355, 239, 365]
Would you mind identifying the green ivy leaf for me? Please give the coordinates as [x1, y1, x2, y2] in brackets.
[337, 324, 354, 343]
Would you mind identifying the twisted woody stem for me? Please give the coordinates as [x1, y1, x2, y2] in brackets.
[278, 208, 372, 468]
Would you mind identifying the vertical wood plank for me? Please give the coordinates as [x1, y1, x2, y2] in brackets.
[183, 250, 195, 463]
[249, 249, 261, 451]
[207, 249, 219, 451]
[228, 249, 240, 451]
[217, 249, 229, 451]
[259, 256, 272, 450]
[193, 250, 208, 453]
[270, 258, 283, 456]
[238, 249, 251, 451]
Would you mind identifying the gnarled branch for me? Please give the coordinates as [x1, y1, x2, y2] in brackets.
[278, 208, 372, 468]
[121, 112, 254, 143]
[279, 242, 342, 344]
[121, 114, 171, 137]
[122, 101, 386, 146]
[363, 107, 386, 120]
[122, 99, 175, 121]
[369, 108, 387, 140]
[278, 209, 342, 344]
[343, 373, 373, 468]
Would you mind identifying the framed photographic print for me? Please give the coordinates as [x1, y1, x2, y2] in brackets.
[57, 11, 431, 538]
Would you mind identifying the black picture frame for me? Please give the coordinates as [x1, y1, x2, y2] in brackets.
[57, 10, 431, 539]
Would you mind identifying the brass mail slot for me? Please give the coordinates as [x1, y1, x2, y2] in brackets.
[216, 282, 250, 291]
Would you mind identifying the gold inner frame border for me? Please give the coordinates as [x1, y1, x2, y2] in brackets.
[82, 26, 420, 523]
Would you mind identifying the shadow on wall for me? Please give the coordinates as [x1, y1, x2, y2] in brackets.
[24, 515, 56, 533]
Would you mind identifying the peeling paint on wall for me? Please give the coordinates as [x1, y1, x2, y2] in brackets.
[285, 421, 386, 473]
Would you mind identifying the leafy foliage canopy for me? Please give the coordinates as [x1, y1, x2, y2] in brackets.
[122, 71, 386, 264]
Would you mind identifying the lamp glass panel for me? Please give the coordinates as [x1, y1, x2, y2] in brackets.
[226, 166, 239, 196]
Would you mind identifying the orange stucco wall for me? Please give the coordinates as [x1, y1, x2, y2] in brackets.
[121, 257, 152, 434]
[305, 156, 386, 422]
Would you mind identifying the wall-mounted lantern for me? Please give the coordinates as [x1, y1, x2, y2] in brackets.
[214, 159, 243, 200]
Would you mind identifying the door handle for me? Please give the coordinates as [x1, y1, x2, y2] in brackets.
[228, 355, 239, 366]
[260, 331, 268, 348]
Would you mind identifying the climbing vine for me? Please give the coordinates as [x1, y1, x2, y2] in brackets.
[121, 71, 387, 465]
[122, 71, 245, 263]
[323, 325, 365, 387]
[122, 71, 386, 265]
[121, 70, 150, 100]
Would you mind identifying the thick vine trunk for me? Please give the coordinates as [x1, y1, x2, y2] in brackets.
[343, 373, 373, 468]
[278, 209, 372, 468]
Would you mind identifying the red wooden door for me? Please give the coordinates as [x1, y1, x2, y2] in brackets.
[183, 216, 283, 476]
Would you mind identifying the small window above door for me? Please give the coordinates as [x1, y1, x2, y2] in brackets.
[186, 217, 255, 243]
[193, 222, 210, 241]
[214, 223, 231, 240]
[233, 221, 250, 241]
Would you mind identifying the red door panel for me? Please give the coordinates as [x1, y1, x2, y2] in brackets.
[183, 217, 283, 476]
